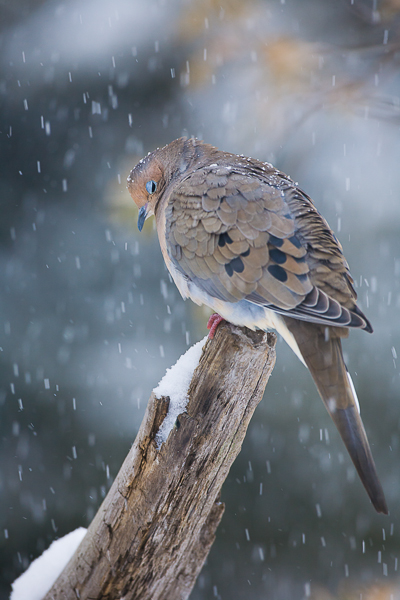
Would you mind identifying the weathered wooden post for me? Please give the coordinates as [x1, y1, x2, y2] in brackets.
[43, 323, 276, 600]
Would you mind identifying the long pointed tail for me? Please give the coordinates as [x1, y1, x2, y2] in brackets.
[283, 316, 388, 514]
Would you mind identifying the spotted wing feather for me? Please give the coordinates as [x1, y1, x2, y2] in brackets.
[165, 163, 370, 331]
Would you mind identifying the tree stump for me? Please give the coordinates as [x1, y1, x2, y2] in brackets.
[43, 323, 276, 600]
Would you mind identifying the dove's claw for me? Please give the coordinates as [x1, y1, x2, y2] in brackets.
[207, 314, 225, 339]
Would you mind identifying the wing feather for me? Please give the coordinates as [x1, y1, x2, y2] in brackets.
[165, 163, 371, 331]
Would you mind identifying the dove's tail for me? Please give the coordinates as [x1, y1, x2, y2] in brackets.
[282, 316, 388, 514]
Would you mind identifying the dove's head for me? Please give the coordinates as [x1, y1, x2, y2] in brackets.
[127, 137, 194, 231]
[127, 152, 166, 231]
[127, 137, 218, 231]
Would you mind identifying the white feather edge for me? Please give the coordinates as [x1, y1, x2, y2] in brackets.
[346, 370, 361, 413]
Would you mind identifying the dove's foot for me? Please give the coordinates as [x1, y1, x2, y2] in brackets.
[207, 313, 225, 339]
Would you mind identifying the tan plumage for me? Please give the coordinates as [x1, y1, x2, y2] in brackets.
[127, 137, 388, 514]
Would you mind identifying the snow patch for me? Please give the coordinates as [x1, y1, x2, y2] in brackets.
[10, 527, 87, 600]
[154, 336, 207, 447]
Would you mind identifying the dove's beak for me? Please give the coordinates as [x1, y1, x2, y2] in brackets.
[138, 203, 148, 232]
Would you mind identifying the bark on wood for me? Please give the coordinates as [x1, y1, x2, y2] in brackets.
[43, 323, 276, 600]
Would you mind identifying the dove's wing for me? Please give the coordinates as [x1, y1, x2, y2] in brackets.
[164, 163, 371, 332]
[161, 161, 387, 514]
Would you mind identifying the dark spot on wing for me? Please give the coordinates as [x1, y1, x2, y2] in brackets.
[225, 262, 233, 276]
[288, 235, 302, 248]
[241, 248, 251, 257]
[268, 235, 283, 247]
[218, 232, 233, 247]
[269, 248, 287, 264]
[268, 264, 288, 282]
[225, 256, 245, 276]
[231, 257, 245, 273]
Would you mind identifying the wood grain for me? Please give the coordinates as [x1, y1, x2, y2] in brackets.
[43, 323, 276, 600]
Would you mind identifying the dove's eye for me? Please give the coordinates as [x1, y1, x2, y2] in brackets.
[145, 180, 157, 194]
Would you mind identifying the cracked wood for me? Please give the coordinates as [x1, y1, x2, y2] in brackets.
[43, 323, 276, 600]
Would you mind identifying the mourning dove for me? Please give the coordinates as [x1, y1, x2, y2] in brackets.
[127, 137, 388, 514]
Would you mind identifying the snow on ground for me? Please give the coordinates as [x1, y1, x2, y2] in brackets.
[154, 336, 207, 447]
[10, 527, 87, 600]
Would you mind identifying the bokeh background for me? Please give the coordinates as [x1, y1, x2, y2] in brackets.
[1, 0, 400, 598]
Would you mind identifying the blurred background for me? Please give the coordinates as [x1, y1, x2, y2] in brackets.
[1, 0, 400, 598]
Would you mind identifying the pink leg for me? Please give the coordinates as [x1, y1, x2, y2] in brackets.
[207, 313, 225, 339]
